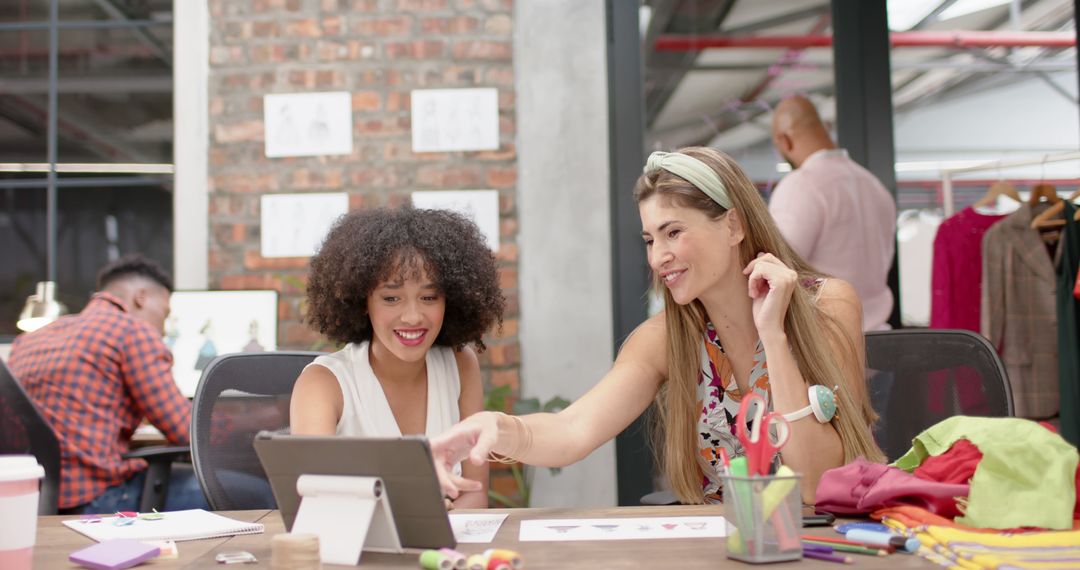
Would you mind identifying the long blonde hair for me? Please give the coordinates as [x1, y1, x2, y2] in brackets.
[636, 146, 885, 504]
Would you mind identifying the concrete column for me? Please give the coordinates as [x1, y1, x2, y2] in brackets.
[173, 0, 209, 289]
[516, 0, 617, 507]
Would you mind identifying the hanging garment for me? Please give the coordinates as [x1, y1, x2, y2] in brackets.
[930, 207, 1009, 331]
[898, 209, 943, 326]
[981, 203, 1059, 419]
[1058, 201, 1080, 446]
[893, 416, 1078, 530]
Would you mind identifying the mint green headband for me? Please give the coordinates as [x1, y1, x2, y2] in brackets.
[644, 151, 733, 209]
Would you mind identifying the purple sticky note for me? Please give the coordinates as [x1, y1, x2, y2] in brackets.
[69, 539, 160, 570]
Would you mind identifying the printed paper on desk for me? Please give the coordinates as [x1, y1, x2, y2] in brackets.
[519, 516, 727, 542]
[449, 513, 508, 543]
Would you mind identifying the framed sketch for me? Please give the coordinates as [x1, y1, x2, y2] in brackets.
[264, 91, 353, 158]
[167, 290, 278, 397]
[411, 190, 500, 252]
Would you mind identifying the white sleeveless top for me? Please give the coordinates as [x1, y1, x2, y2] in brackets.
[305, 341, 462, 439]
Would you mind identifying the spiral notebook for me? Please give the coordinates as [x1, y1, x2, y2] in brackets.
[62, 509, 265, 543]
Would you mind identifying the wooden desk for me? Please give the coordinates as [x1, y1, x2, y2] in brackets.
[40, 506, 938, 569]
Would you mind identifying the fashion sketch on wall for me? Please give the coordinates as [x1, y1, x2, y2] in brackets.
[167, 290, 278, 397]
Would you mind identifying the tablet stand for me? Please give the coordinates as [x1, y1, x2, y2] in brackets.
[291, 474, 403, 565]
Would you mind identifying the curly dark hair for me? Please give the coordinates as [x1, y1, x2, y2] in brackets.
[96, 254, 173, 292]
[306, 206, 505, 351]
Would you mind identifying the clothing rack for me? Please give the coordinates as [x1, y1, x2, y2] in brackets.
[939, 151, 1080, 217]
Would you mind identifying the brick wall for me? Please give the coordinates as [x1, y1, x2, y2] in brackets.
[206, 0, 522, 499]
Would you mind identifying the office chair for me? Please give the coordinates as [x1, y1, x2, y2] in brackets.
[865, 329, 1014, 461]
[191, 351, 320, 510]
[0, 359, 61, 515]
[0, 359, 188, 513]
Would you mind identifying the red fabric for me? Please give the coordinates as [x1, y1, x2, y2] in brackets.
[930, 207, 1008, 331]
[815, 459, 968, 518]
[1075, 266, 1079, 299]
[913, 439, 982, 484]
[9, 293, 191, 509]
[909, 425, 1080, 519]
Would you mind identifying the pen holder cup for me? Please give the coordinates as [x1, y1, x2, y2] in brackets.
[720, 473, 803, 564]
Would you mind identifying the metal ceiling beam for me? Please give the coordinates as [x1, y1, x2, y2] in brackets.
[91, 0, 171, 66]
[0, 95, 155, 163]
[911, 0, 964, 29]
[644, 0, 736, 127]
[0, 18, 170, 32]
[0, 75, 173, 94]
[893, 2, 1076, 112]
[720, 3, 829, 35]
[0, 176, 172, 190]
[654, 30, 1076, 50]
[660, 60, 1076, 73]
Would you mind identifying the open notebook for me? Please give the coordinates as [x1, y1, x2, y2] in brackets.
[62, 509, 265, 542]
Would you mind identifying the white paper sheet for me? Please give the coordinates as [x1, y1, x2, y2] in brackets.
[264, 91, 353, 158]
[411, 190, 500, 252]
[411, 88, 499, 152]
[260, 192, 348, 258]
[448, 513, 508, 543]
[518, 516, 727, 542]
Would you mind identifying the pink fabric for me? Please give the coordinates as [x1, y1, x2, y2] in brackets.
[930, 207, 1008, 331]
[815, 459, 968, 517]
[769, 149, 896, 331]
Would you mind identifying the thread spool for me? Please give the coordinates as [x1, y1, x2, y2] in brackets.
[420, 550, 454, 570]
[438, 548, 467, 570]
[483, 549, 523, 569]
[466, 554, 487, 570]
[271, 533, 321, 570]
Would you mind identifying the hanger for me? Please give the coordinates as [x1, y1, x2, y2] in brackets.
[1031, 187, 1077, 229]
[1027, 183, 1061, 207]
[973, 180, 1020, 209]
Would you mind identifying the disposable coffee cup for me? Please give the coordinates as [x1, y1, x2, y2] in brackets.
[0, 455, 45, 570]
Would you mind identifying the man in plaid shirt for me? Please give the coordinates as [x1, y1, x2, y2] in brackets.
[10, 255, 208, 513]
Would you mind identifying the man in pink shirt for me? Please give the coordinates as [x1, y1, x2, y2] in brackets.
[769, 96, 896, 330]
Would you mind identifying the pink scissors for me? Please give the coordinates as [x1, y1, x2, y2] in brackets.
[736, 392, 790, 476]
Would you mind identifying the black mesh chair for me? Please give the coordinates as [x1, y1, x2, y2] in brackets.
[191, 351, 320, 510]
[865, 329, 1014, 461]
[0, 359, 61, 514]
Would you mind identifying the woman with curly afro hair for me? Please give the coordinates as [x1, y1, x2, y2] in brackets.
[291, 206, 504, 509]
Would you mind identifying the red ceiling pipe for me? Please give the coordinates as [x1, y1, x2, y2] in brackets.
[655, 31, 1076, 51]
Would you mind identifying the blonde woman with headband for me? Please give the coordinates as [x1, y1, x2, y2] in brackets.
[432, 147, 884, 505]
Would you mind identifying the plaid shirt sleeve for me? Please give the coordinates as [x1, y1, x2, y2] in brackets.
[121, 321, 191, 445]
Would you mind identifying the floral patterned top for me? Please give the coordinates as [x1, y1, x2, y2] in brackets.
[696, 324, 770, 503]
[696, 277, 826, 503]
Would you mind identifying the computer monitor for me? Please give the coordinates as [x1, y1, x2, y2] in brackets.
[167, 290, 278, 397]
[253, 433, 456, 550]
